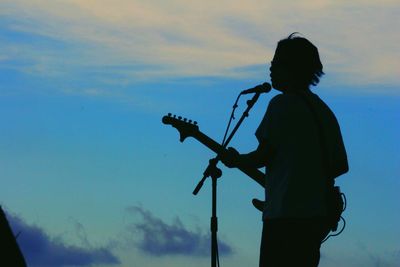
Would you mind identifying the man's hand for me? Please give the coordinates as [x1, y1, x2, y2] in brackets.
[220, 147, 241, 168]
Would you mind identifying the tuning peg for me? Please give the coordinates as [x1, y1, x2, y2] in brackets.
[173, 114, 176, 118]
[183, 118, 187, 122]
[188, 120, 192, 123]
[168, 113, 172, 117]
[194, 121, 198, 125]
[178, 116, 182, 120]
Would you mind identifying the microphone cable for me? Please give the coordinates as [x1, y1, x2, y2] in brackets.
[221, 93, 242, 147]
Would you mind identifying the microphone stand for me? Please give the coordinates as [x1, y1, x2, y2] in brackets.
[192, 92, 262, 267]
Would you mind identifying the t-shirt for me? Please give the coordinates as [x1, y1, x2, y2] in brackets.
[255, 91, 348, 219]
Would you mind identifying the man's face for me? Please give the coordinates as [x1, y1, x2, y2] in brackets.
[269, 59, 289, 92]
[269, 46, 298, 92]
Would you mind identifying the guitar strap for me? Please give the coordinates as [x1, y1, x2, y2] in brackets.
[297, 92, 332, 184]
[297, 91, 345, 235]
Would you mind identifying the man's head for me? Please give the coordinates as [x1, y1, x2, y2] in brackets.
[270, 33, 324, 91]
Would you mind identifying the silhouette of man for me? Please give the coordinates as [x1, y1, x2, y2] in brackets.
[220, 33, 348, 267]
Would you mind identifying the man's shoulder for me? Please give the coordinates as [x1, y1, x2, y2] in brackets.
[270, 92, 306, 105]
[268, 93, 305, 114]
[268, 93, 293, 109]
[270, 93, 290, 102]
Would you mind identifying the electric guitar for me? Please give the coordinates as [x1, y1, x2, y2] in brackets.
[162, 113, 266, 189]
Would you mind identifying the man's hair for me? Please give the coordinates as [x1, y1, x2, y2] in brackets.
[275, 33, 324, 87]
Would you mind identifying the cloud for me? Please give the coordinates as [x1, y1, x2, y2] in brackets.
[5, 209, 120, 267]
[126, 205, 233, 257]
[354, 240, 400, 267]
[0, 0, 399, 94]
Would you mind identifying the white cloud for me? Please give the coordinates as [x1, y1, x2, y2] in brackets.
[0, 0, 399, 89]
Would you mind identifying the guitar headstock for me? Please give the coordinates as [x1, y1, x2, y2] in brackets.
[162, 113, 199, 142]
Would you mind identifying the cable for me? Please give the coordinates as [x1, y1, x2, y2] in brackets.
[221, 94, 242, 147]
[216, 240, 220, 267]
[322, 217, 346, 243]
[321, 193, 347, 243]
[341, 192, 347, 211]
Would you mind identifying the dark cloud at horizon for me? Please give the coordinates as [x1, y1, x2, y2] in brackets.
[5, 210, 120, 267]
[126, 205, 234, 257]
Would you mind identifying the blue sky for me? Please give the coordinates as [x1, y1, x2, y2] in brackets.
[0, 1, 399, 266]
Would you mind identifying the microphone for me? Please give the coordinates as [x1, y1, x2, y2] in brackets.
[240, 82, 272, 95]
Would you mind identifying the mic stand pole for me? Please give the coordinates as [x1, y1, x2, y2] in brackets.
[192, 92, 262, 267]
[222, 92, 261, 147]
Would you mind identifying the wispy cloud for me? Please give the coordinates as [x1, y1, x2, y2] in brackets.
[0, 0, 398, 93]
[355, 240, 400, 267]
[126, 205, 233, 257]
[6, 209, 120, 267]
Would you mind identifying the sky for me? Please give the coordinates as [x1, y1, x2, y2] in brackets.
[0, 0, 399, 266]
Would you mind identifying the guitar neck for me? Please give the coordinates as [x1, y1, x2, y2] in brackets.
[192, 131, 265, 187]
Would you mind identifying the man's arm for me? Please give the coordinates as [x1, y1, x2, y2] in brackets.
[220, 140, 274, 172]
[235, 141, 272, 169]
